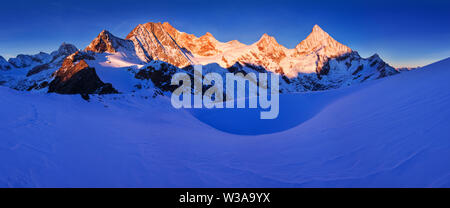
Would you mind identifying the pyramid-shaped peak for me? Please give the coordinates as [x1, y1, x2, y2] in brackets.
[261, 33, 272, 39]
[95, 30, 123, 41]
[312, 24, 325, 32]
[257, 33, 278, 43]
[294, 24, 352, 57]
[95, 30, 121, 39]
[308, 24, 332, 40]
[254, 33, 287, 52]
[96, 30, 118, 39]
[86, 29, 132, 53]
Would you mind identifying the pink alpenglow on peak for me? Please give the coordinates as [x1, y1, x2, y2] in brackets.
[295, 24, 352, 57]
[78, 22, 396, 85]
[119, 22, 359, 76]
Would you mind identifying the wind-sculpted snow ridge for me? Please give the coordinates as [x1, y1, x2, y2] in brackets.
[0, 57, 449, 187]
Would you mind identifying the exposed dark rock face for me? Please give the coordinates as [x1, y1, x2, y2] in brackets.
[243, 63, 268, 73]
[352, 65, 364, 75]
[81, 93, 90, 101]
[227, 62, 245, 74]
[26, 81, 49, 91]
[27, 64, 51, 77]
[317, 59, 331, 79]
[48, 52, 117, 94]
[135, 62, 181, 92]
[377, 61, 398, 78]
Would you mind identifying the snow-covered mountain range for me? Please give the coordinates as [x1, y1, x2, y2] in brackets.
[0, 22, 399, 95]
[0, 43, 78, 91]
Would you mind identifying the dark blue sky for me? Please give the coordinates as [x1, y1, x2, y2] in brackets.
[1, 0, 449, 67]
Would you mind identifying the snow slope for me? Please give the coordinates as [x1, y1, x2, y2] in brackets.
[0, 58, 449, 187]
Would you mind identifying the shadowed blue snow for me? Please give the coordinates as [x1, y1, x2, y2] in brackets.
[0, 58, 449, 187]
[190, 90, 350, 135]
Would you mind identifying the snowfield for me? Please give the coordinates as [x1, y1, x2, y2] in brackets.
[0, 58, 449, 187]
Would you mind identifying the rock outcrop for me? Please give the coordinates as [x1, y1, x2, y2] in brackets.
[48, 51, 117, 94]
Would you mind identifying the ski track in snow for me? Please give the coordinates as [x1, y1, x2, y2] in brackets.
[0, 58, 450, 187]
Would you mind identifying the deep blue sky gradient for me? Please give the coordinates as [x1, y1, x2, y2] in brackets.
[1, 0, 449, 67]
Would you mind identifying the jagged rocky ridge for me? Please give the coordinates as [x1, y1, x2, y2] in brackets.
[3, 43, 78, 71]
[0, 22, 399, 95]
[0, 43, 79, 91]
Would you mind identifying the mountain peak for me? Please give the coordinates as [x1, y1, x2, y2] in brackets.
[85, 30, 115, 53]
[370, 53, 380, 58]
[162, 22, 177, 36]
[126, 22, 164, 39]
[57, 42, 78, 54]
[307, 24, 332, 42]
[256, 33, 278, 45]
[203, 32, 213, 37]
[162, 22, 173, 28]
[198, 31, 215, 40]
[100, 29, 110, 34]
[50, 42, 78, 62]
[144, 22, 162, 26]
[86, 30, 134, 53]
[126, 22, 193, 67]
[312, 24, 325, 33]
[260, 33, 271, 39]
[295, 24, 352, 56]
